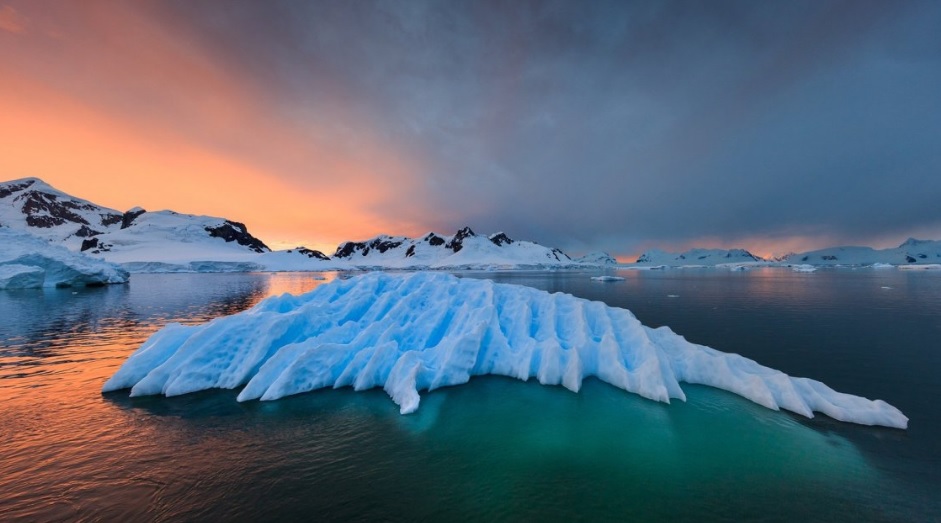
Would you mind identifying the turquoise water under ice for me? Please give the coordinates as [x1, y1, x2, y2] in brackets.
[1, 269, 938, 521]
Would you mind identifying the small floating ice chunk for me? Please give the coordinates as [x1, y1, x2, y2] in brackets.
[792, 264, 817, 273]
[667, 294, 680, 298]
[103, 272, 908, 429]
[872, 263, 894, 269]
[590, 275, 624, 282]
[898, 264, 941, 271]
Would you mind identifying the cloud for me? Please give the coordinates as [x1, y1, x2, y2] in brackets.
[3, 0, 941, 255]
[0, 5, 25, 33]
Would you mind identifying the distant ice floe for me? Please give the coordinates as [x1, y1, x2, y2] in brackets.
[898, 264, 941, 271]
[103, 272, 908, 429]
[0, 228, 128, 289]
[791, 264, 818, 273]
[590, 275, 625, 282]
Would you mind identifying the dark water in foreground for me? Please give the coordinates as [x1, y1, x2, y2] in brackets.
[1, 269, 939, 521]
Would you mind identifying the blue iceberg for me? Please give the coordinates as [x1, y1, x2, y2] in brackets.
[103, 272, 907, 429]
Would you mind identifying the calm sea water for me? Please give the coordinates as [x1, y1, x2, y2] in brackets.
[1, 269, 939, 521]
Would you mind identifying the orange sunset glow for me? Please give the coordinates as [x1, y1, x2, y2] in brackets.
[2, 0, 940, 257]
[0, 2, 434, 253]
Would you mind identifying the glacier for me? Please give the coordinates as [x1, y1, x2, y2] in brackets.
[103, 272, 908, 429]
[0, 227, 129, 288]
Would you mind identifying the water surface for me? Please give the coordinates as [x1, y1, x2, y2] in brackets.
[1, 269, 938, 521]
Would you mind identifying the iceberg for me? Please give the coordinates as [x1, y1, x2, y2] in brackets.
[0, 228, 129, 288]
[103, 272, 907, 429]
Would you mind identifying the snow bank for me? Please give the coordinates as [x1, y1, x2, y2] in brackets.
[0, 228, 129, 288]
[103, 272, 907, 428]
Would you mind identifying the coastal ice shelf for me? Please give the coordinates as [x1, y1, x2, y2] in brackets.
[0, 227, 128, 289]
[103, 273, 908, 429]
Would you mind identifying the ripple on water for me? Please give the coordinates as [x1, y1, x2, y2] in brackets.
[0, 270, 939, 521]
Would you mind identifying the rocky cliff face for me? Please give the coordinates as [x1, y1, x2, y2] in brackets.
[205, 221, 269, 253]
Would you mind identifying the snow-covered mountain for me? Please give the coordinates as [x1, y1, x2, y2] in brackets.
[1, 178, 590, 271]
[0, 178, 269, 263]
[574, 251, 618, 265]
[0, 178, 126, 245]
[331, 227, 575, 269]
[784, 238, 941, 266]
[634, 248, 763, 266]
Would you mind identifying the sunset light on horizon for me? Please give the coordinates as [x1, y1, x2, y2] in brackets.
[2, 0, 940, 258]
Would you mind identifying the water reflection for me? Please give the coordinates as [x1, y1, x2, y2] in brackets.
[96, 376, 881, 522]
[0, 269, 939, 521]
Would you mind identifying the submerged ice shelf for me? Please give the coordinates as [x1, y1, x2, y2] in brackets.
[103, 272, 908, 429]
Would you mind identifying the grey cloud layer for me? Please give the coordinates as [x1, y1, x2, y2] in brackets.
[159, 0, 941, 252]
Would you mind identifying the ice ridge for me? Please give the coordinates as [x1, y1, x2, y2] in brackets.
[102, 272, 908, 428]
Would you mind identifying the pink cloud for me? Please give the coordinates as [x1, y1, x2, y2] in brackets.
[0, 5, 25, 34]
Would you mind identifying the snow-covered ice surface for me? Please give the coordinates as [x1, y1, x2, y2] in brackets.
[0, 228, 129, 288]
[104, 272, 908, 429]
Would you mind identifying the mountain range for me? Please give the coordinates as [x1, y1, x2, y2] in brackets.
[2, 177, 939, 272]
[0, 178, 604, 271]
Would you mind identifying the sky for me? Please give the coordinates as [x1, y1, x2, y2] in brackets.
[1, 0, 939, 259]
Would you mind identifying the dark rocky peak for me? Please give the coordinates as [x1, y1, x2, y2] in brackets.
[489, 232, 513, 246]
[368, 237, 403, 254]
[2, 177, 123, 230]
[0, 178, 38, 199]
[446, 226, 476, 252]
[100, 213, 123, 227]
[121, 207, 146, 229]
[287, 247, 330, 261]
[204, 220, 270, 253]
[334, 241, 366, 259]
[334, 236, 404, 258]
[549, 247, 570, 262]
[19, 191, 92, 228]
[423, 233, 445, 246]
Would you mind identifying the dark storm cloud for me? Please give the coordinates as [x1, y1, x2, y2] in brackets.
[155, 0, 941, 253]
